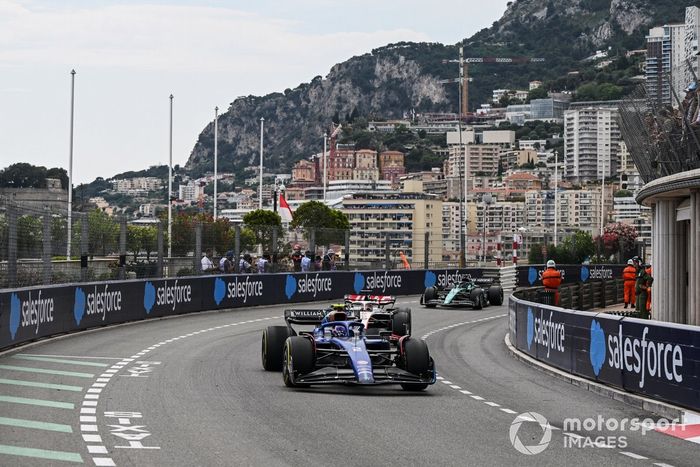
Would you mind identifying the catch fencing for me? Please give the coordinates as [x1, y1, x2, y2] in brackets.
[618, 60, 700, 183]
[1, 197, 484, 289]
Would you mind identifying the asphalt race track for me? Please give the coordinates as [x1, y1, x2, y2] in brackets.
[0, 296, 698, 466]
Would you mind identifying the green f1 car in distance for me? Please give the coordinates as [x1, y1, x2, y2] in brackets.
[421, 277, 503, 309]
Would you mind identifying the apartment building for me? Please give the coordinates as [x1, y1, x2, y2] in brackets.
[500, 149, 538, 171]
[112, 177, 162, 193]
[341, 191, 442, 266]
[378, 151, 406, 184]
[564, 102, 621, 182]
[329, 144, 355, 181]
[353, 149, 380, 181]
[446, 144, 501, 178]
[291, 159, 318, 185]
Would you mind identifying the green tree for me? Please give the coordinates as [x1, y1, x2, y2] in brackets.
[242, 209, 283, 252]
[528, 242, 545, 264]
[17, 215, 42, 258]
[558, 231, 595, 263]
[127, 225, 158, 261]
[87, 209, 120, 256]
[527, 87, 548, 102]
[290, 201, 350, 246]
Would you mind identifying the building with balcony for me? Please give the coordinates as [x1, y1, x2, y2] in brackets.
[564, 102, 621, 182]
[341, 191, 442, 268]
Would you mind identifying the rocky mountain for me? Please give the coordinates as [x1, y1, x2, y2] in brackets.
[186, 0, 697, 179]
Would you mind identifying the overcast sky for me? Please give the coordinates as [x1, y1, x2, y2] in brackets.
[1, 0, 511, 184]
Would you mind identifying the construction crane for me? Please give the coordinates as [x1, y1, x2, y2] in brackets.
[440, 46, 545, 116]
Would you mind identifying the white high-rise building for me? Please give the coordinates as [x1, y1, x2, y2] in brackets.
[564, 103, 621, 182]
[686, 7, 700, 88]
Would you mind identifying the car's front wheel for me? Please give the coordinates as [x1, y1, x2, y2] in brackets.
[282, 336, 314, 388]
[423, 287, 437, 308]
[471, 289, 483, 310]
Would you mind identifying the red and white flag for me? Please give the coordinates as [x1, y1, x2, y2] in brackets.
[279, 194, 294, 223]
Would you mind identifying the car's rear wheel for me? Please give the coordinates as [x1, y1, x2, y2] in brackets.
[423, 287, 437, 308]
[391, 310, 411, 336]
[261, 326, 293, 371]
[488, 285, 504, 306]
[282, 336, 314, 387]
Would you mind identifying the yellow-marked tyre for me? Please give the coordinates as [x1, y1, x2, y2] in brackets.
[282, 336, 314, 388]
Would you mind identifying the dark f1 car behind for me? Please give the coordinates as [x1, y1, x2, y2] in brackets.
[421, 277, 503, 309]
[261, 309, 435, 390]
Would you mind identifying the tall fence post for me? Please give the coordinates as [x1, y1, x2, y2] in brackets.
[157, 221, 164, 278]
[385, 232, 391, 270]
[119, 216, 127, 280]
[194, 222, 202, 274]
[309, 230, 316, 257]
[80, 212, 89, 282]
[234, 225, 241, 273]
[43, 207, 52, 284]
[424, 231, 430, 270]
[271, 227, 278, 273]
[344, 230, 350, 271]
[7, 204, 17, 288]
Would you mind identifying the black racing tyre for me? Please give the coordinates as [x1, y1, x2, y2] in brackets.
[391, 310, 411, 336]
[402, 338, 430, 375]
[471, 288, 483, 310]
[396, 307, 412, 332]
[488, 286, 504, 306]
[262, 326, 293, 371]
[423, 287, 437, 308]
[282, 336, 314, 388]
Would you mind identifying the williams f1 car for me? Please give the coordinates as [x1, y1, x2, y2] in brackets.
[421, 277, 503, 309]
[261, 309, 435, 390]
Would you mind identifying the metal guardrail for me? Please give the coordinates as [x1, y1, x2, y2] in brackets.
[514, 278, 642, 316]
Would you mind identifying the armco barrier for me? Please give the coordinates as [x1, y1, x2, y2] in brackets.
[509, 293, 700, 411]
[516, 264, 625, 288]
[0, 268, 482, 351]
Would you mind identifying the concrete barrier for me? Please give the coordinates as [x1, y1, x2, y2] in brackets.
[509, 293, 700, 412]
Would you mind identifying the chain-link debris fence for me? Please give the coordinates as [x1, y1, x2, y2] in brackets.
[619, 60, 700, 183]
[2, 199, 474, 289]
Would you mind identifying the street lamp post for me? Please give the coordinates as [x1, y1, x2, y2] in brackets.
[457, 45, 467, 267]
[323, 132, 328, 202]
[168, 94, 173, 261]
[481, 194, 493, 266]
[67, 69, 76, 259]
[214, 106, 219, 220]
[554, 150, 559, 247]
[259, 117, 264, 209]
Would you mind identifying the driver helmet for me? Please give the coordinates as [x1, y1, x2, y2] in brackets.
[546, 259, 556, 268]
[333, 325, 347, 337]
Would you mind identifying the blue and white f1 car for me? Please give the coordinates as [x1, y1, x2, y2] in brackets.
[261, 308, 435, 390]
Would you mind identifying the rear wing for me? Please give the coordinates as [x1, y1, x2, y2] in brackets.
[473, 277, 498, 286]
[284, 309, 326, 325]
[343, 294, 396, 306]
